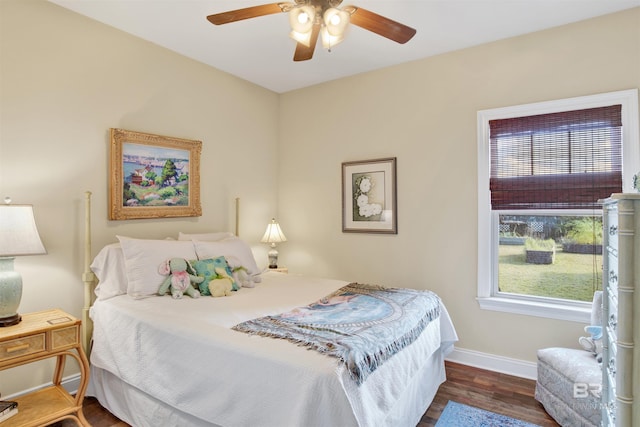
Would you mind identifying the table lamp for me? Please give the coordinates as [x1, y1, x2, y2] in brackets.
[260, 218, 287, 269]
[0, 198, 47, 327]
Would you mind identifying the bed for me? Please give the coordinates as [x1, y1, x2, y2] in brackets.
[80, 193, 458, 427]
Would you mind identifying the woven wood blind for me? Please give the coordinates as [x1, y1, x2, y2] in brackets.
[489, 105, 622, 210]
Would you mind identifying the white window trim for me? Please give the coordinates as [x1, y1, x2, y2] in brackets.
[477, 89, 639, 322]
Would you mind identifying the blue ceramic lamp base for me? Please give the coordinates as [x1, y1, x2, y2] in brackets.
[0, 257, 22, 327]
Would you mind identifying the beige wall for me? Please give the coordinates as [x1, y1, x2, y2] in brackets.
[1, 0, 638, 398]
[278, 8, 639, 362]
[0, 0, 279, 395]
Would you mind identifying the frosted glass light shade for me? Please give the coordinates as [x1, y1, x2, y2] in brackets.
[289, 5, 315, 46]
[323, 8, 349, 36]
[290, 5, 315, 31]
[321, 8, 349, 49]
[290, 29, 313, 47]
[321, 27, 345, 49]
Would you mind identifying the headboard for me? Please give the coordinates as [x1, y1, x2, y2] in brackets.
[80, 191, 241, 354]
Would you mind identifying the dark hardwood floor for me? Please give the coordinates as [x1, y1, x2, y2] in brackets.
[57, 361, 559, 427]
[418, 361, 559, 427]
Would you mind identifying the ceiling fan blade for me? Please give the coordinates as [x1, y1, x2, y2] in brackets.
[207, 3, 291, 25]
[293, 23, 320, 62]
[348, 7, 416, 44]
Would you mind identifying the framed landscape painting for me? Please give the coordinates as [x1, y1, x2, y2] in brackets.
[342, 157, 397, 234]
[109, 128, 202, 220]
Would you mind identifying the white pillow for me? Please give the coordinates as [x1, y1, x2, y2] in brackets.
[91, 243, 128, 300]
[117, 236, 198, 299]
[193, 237, 260, 275]
[177, 231, 233, 241]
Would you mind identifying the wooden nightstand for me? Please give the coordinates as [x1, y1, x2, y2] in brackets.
[268, 267, 288, 273]
[0, 309, 90, 427]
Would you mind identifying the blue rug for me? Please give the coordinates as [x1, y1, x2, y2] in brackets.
[436, 401, 541, 427]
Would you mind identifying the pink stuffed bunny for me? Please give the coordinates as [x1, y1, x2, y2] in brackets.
[158, 258, 203, 299]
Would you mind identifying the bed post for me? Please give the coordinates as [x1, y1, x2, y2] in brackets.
[235, 197, 240, 237]
[82, 191, 95, 355]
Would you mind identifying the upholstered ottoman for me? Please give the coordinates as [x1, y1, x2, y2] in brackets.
[535, 347, 601, 427]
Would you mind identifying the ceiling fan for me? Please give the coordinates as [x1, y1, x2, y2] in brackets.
[206, 0, 416, 62]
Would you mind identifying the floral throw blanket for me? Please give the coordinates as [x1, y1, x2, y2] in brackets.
[232, 282, 441, 385]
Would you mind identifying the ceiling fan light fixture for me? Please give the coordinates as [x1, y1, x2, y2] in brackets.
[290, 29, 313, 47]
[323, 7, 349, 36]
[297, 12, 309, 24]
[289, 5, 315, 33]
[320, 27, 345, 50]
[206, 1, 416, 62]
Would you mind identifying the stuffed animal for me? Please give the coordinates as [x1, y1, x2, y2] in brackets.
[231, 266, 255, 288]
[158, 258, 203, 299]
[226, 256, 262, 288]
[579, 325, 603, 364]
[207, 267, 234, 297]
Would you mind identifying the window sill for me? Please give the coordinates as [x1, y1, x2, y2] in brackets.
[477, 296, 591, 323]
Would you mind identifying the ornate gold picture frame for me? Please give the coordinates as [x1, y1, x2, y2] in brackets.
[109, 128, 202, 220]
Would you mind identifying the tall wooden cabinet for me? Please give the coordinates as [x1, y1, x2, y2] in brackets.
[601, 194, 640, 427]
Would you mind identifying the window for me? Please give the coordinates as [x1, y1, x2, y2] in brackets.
[477, 90, 639, 322]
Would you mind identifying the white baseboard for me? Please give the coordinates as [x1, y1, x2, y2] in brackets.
[62, 374, 82, 394]
[446, 347, 538, 380]
[4, 374, 81, 400]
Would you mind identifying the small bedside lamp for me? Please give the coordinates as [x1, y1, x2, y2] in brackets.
[260, 218, 287, 269]
[0, 197, 46, 327]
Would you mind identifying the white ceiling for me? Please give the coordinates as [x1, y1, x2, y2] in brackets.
[49, 0, 640, 93]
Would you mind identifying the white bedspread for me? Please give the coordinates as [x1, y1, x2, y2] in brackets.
[89, 272, 457, 427]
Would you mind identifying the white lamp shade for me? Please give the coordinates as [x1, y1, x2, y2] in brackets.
[261, 219, 287, 244]
[0, 205, 46, 257]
